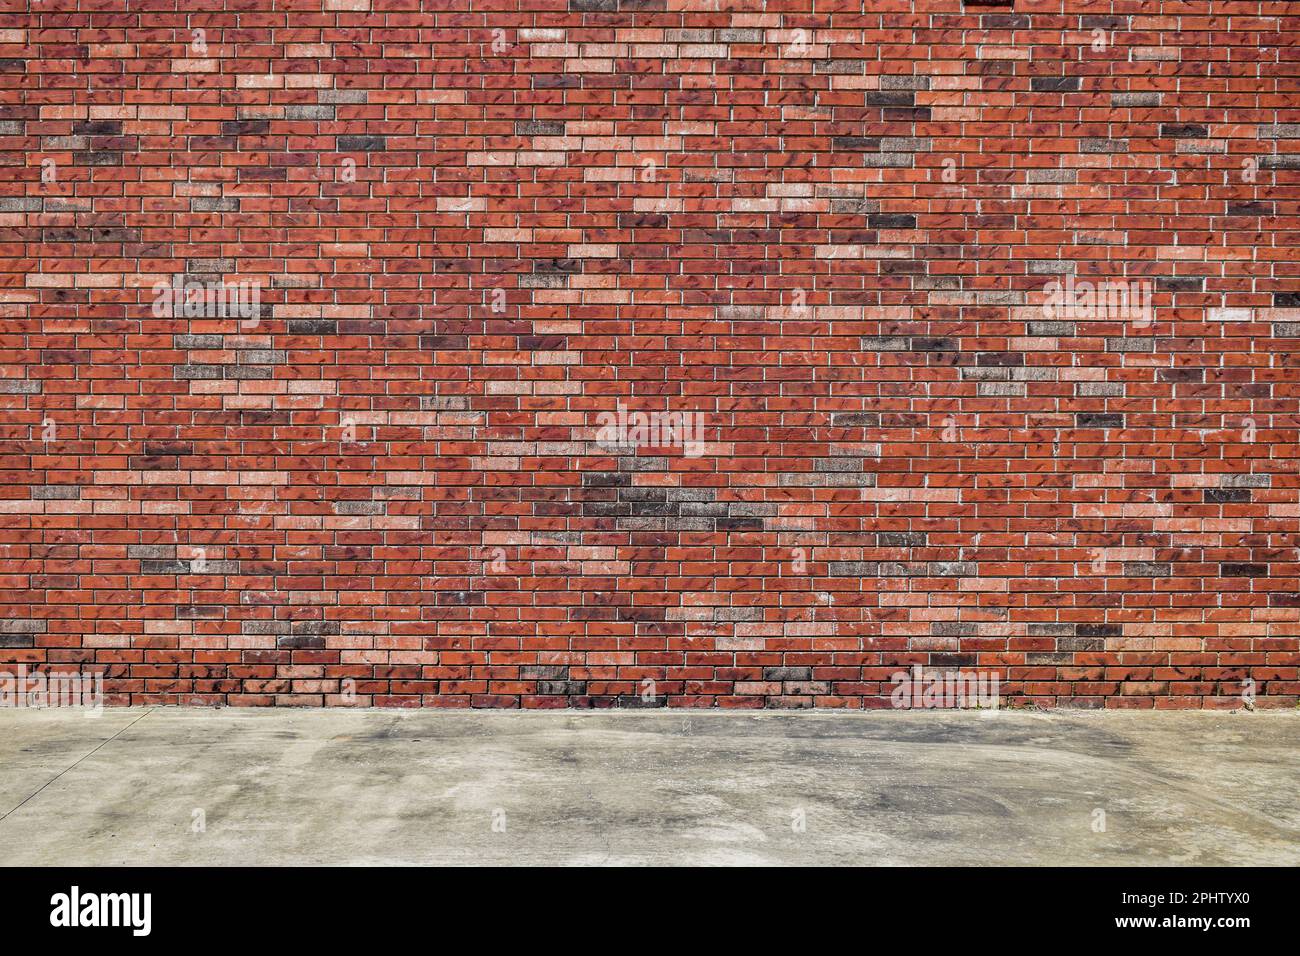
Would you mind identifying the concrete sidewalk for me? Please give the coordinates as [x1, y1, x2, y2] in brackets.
[0, 708, 1294, 866]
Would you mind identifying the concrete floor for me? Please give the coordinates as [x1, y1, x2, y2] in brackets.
[0, 708, 1294, 866]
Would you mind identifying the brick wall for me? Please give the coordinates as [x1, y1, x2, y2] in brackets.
[3, 1, 1297, 708]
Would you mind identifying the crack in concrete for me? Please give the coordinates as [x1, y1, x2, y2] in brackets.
[0, 708, 156, 826]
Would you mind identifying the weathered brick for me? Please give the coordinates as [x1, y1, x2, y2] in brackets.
[0, 1, 1292, 713]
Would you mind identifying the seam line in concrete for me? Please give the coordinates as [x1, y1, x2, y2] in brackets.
[0, 707, 157, 826]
